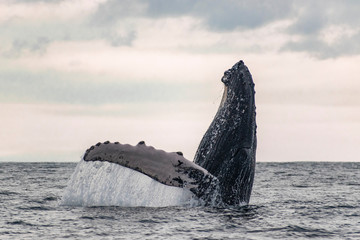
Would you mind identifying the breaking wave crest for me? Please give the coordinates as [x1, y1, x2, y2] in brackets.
[60, 160, 199, 207]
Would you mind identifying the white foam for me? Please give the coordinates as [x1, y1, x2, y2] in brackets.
[60, 160, 197, 207]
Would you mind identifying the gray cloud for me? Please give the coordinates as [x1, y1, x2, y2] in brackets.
[107, 30, 137, 47]
[3, 37, 51, 58]
[283, 0, 360, 58]
[95, 0, 295, 30]
[288, 2, 326, 35]
[197, 2, 290, 31]
[91, 0, 360, 58]
[145, 0, 194, 17]
[89, 0, 145, 26]
[0, 16, 137, 58]
[282, 31, 360, 58]
[145, 0, 360, 58]
[189, 0, 294, 31]
[3, 0, 360, 59]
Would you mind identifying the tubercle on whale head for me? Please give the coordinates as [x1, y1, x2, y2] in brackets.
[221, 60, 244, 85]
[218, 60, 255, 114]
[221, 60, 254, 91]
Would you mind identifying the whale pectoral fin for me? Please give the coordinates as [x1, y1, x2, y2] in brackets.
[83, 141, 219, 203]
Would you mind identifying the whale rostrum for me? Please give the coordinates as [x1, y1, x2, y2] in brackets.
[82, 60, 256, 206]
[83, 141, 220, 204]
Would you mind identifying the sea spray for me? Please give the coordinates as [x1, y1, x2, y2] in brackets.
[60, 160, 198, 207]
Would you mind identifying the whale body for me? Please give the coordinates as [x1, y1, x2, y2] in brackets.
[65, 60, 256, 206]
[194, 60, 257, 205]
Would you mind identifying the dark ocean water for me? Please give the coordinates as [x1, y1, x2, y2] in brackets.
[0, 162, 359, 240]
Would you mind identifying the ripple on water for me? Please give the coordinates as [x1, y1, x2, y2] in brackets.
[43, 196, 58, 201]
[17, 206, 52, 211]
[1, 162, 360, 240]
[7, 220, 35, 227]
[285, 225, 336, 238]
[0, 190, 19, 195]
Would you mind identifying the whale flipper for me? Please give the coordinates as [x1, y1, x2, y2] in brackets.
[83, 141, 220, 204]
[194, 60, 257, 205]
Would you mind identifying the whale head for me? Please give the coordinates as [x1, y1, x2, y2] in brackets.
[194, 60, 257, 205]
[219, 60, 256, 148]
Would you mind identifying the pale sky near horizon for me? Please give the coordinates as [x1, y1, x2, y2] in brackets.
[0, 0, 359, 162]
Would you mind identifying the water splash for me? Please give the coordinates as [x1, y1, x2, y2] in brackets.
[60, 160, 199, 207]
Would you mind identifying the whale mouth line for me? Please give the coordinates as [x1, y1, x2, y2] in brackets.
[219, 85, 228, 109]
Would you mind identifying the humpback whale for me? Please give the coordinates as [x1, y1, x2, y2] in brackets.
[78, 60, 256, 206]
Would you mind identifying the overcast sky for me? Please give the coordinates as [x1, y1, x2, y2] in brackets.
[1, 0, 359, 162]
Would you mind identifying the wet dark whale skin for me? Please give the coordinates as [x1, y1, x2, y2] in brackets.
[194, 60, 257, 205]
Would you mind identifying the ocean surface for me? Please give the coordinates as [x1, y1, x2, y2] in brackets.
[1, 161, 359, 240]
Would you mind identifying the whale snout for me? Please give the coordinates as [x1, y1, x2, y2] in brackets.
[231, 60, 244, 70]
[221, 70, 232, 85]
[221, 60, 248, 87]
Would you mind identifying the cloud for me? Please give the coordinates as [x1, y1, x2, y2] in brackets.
[89, 0, 145, 26]
[82, 0, 360, 58]
[283, 0, 360, 58]
[192, 0, 294, 31]
[282, 31, 360, 58]
[288, 2, 326, 35]
[93, 0, 294, 30]
[3, 37, 51, 58]
[0, 0, 137, 58]
[2, 0, 360, 60]
[0, 17, 137, 58]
